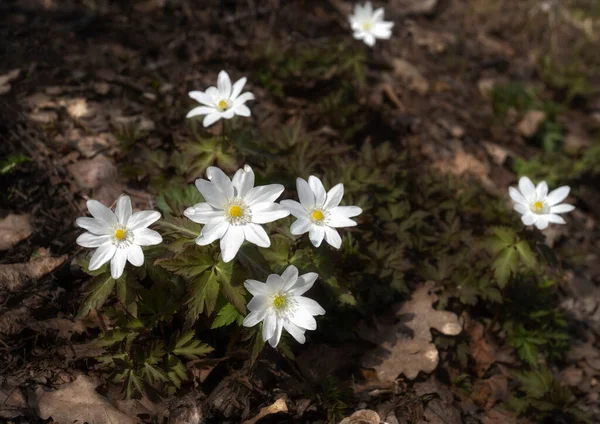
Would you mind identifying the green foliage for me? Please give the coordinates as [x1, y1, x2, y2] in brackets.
[0, 154, 30, 175]
[77, 272, 117, 318]
[211, 303, 244, 329]
[321, 376, 347, 424]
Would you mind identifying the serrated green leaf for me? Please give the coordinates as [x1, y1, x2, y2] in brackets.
[185, 269, 220, 324]
[492, 247, 517, 288]
[116, 274, 140, 317]
[211, 303, 244, 329]
[158, 247, 213, 279]
[125, 370, 144, 399]
[167, 354, 187, 388]
[142, 362, 168, 385]
[94, 329, 131, 348]
[172, 330, 213, 359]
[156, 216, 201, 240]
[515, 240, 538, 270]
[215, 260, 246, 314]
[77, 273, 116, 318]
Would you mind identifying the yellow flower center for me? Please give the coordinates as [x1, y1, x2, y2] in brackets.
[229, 205, 243, 218]
[218, 100, 228, 111]
[114, 228, 127, 240]
[312, 210, 325, 222]
[533, 201, 544, 213]
[363, 21, 372, 31]
[272, 294, 286, 309]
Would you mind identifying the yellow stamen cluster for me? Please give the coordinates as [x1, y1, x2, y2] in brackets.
[218, 100, 228, 111]
[114, 228, 127, 240]
[272, 294, 286, 309]
[312, 210, 325, 222]
[362, 22, 372, 31]
[229, 205, 243, 218]
[533, 201, 544, 213]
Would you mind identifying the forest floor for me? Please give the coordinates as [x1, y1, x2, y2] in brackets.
[1, 0, 600, 423]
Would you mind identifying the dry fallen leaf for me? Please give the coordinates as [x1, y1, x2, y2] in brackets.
[242, 398, 288, 424]
[0, 69, 21, 95]
[361, 281, 462, 381]
[35, 374, 138, 424]
[0, 384, 27, 419]
[0, 213, 32, 251]
[482, 406, 518, 424]
[392, 58, 429, 95]
[468, 321, 496, 377]
[0, 253, 67, 293]
[517, 110, 546, 138]
[28, 318, 87, 339]
[339, 409, 381, 424]
[471, 374, 509, 410]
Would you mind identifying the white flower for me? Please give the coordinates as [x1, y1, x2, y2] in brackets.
[184, 165, 290, 262]
[242, 265, 325, 348]
[349, 2, 394, 47]
[76, 195, 163, 279]
[509, 176, 575, 230]
[280, 176, 362, 249]
[186, 70, 255, 128]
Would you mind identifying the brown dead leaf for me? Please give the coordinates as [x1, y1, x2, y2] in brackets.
[0, 213, 32, 251]
[517, 110, 546, 138]
[414, 378, 462, 424]
[242, 398, 287, 424]
[471, 374, 508, 409]
[68, 155, 118, 190]
[361, 281, 462, 381]
[482, 406, 518, 424]
[392, 59, 429, 95]
[339, 409, 381, 424]
[28, 318, 86, 339]
[468, 321, 496, 377]
[0, 384, 27, 419]
[0, 253, 67, 292]
[0, 69, 21, 95]
[432, 143, 494, 191]
[35, 374, 138, 424]
[392, 0, 438, 15]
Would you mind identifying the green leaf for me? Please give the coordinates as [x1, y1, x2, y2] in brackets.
[156, 184, 204, 216]
[94, 329, 131, 348]
[492, 247, 517, 288]
[125, 370, 144, 399]
[116, 274, 140, 317]
[211, 303, 244, 329]
[515, 240, 538, 270]
[158, 247, 213, 279]
[156, 216, 201, 240]
[185, 269, 220, 324]
[514, 368, 554, 399]
[77, 273, 116, 318]
[172, 330, 214, 359]
[215, 260, 246, 314]
[0, 154, 30, 175]
[167, 355, 187, 388]
[142, 363, 168, 385]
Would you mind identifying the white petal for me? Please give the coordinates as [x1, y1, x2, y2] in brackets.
[296, 178, 315, 207]
[243, 309, 267, 327]
[518, 177, 536, 202]
[294, 296, 326, 316]
[114, 195, 132, 225]
[323, 226, 342, 249]
[269, 321, 283, 348]
[546, 186, 570, 206]
[329, 205, 362, 218]
[327, 214, 357, 228]
[244, 184, 284, 206]
[513, 203, 528, 215]
[217, 70, 232, 98]
[265, 273, 285, 293]
[283, 321, 306, 344]
[289, 308, 317, 331]
[77, 233, 110, 248]
[186, 106, 215, 118]
[76, 217, 111, 235]
[250, 203, 290, 224]
[89, 243, 116, 271]
[189, 90, 216, 107]
[364, 1, 373, 15]
[372, 7, 384, 21]
[220, 226, 245, 262]
[232, 165, 255, 198]
[242, 223, 271, 248]
[262, 312, 277, 342]
[280, 200, 307, 219]
[133, 228, 163, 246]
[233, 104, 251, 117]
[87, 200, 117, 226]
[290, 219, 312, 235]
[184, 203, 222, 224]
[203, 112, 222, 127]
[324, 184, 344, 209]
[509, 187, 528, 205]
[127, 210, 161, 230]
[245, 279, 268, 296]
[309, 225, 325, 247]
[373, 22, 393, 38]
[233, 92, 255, 105]
[280, 265, 299, 292]
[127, 244, 144, 266]
[550, 204, 575, 214]
[110, 249, 128, 279]
[247, 295, 271, 312]
[521, 213, 537, 226]
[535, 217, 549, 230]
[536, 181, 548, 200]
[364, 33, 376, 47]
[545, 214, 566, 225]
[230, 77, 247, 101]
[289, 272, 318, 296]
[308, 176, 326, 206]
[195, 179, 228, 209]
[206, 86, 219, 100]
[207, 166, 234, 199]
[222, 108, 236, 119]
[196, 219, 229, 245]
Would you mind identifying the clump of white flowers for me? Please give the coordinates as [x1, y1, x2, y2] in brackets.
[184, 165, 290, 262]
[509, 176, 575, 230]
[349, 2, 394, 47]
[186, 70, 255, 128]
[281, 176, 362, 249]
[76, 195, 162, 279]
[242, 265, 325, 348]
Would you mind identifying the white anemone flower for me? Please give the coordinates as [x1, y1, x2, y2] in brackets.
[509, 176, 575, 230]
[184, 165, 290, 262]
[280, 176, 362, 249]
[242, 265, 325, 348]
[349, 2, 394, 47]
[186, 70, 255, 128]
[76, 195, 163, 279]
